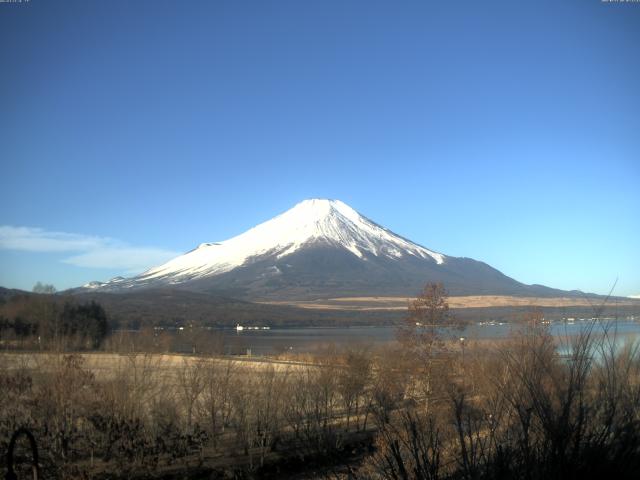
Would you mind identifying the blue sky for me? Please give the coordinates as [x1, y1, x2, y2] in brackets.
[1, 0, 638, 296]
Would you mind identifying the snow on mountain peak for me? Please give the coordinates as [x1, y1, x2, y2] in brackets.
[110, 199, 445, 286]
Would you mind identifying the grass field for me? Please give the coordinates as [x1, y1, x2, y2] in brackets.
[261, 294, 640, 311]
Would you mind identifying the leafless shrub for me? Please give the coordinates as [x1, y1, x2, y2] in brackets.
[176, 357, 206, 429]
[358, 409, 443, 480]
[198, 358, 236, 448]
[338, 345, 372, 432]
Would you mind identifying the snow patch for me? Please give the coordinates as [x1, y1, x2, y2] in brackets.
[95, 199, 446, 288]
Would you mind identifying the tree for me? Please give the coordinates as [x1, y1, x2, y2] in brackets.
[59, 300, 109, 349]
[398, 282, 455, 360]
[338, 346, 372, 431]
[199, 359, 236, 448]
[176, 358, 206, 429]
[397, 282, 462, 409]
[33, 282, 57, 294]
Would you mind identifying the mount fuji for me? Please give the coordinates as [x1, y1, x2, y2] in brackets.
[82, 199, 570, 300]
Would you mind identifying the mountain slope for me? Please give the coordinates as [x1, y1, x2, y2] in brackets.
[82, 199, 576, 299]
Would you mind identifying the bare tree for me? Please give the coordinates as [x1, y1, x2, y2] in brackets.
[398, 283, 453, 359]
[199, 359, 236, 448]
[369, 351, 409, 426]
[176, 358, 206, 429]
[338, 346, 372, 431]
[397, 282, 461, 410]
[359, 410, 443, 480]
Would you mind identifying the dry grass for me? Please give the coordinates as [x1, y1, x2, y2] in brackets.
[0, 352, 305, 376]
[260, 295, 640, 311]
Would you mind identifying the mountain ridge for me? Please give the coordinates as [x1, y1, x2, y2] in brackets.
[78, 199, 589, 300]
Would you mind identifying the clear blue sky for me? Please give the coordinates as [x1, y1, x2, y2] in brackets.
[1, 0, 638, 296]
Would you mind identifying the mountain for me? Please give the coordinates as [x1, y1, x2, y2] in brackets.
[81, 199, 576, 300]
[0, 286, 27, 304]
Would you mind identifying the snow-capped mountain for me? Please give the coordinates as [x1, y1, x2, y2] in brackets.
[83, 199, 568, 299]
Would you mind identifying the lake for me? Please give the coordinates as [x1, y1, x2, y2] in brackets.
[220, 318, 640, 356]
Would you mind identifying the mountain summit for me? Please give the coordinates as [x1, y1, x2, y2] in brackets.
[83, 199, 568, 299]
[162, 198, 444, 271]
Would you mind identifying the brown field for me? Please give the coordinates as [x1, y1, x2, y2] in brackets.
[0, 352, 309, 377]
[261, 295, 640, 311]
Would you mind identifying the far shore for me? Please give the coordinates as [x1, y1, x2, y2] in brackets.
[260, 295, 640, 311]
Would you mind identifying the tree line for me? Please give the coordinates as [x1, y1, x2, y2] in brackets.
[0, 293, 109, 350]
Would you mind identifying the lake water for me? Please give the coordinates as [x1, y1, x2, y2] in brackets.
[221, 319, 640, 356]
